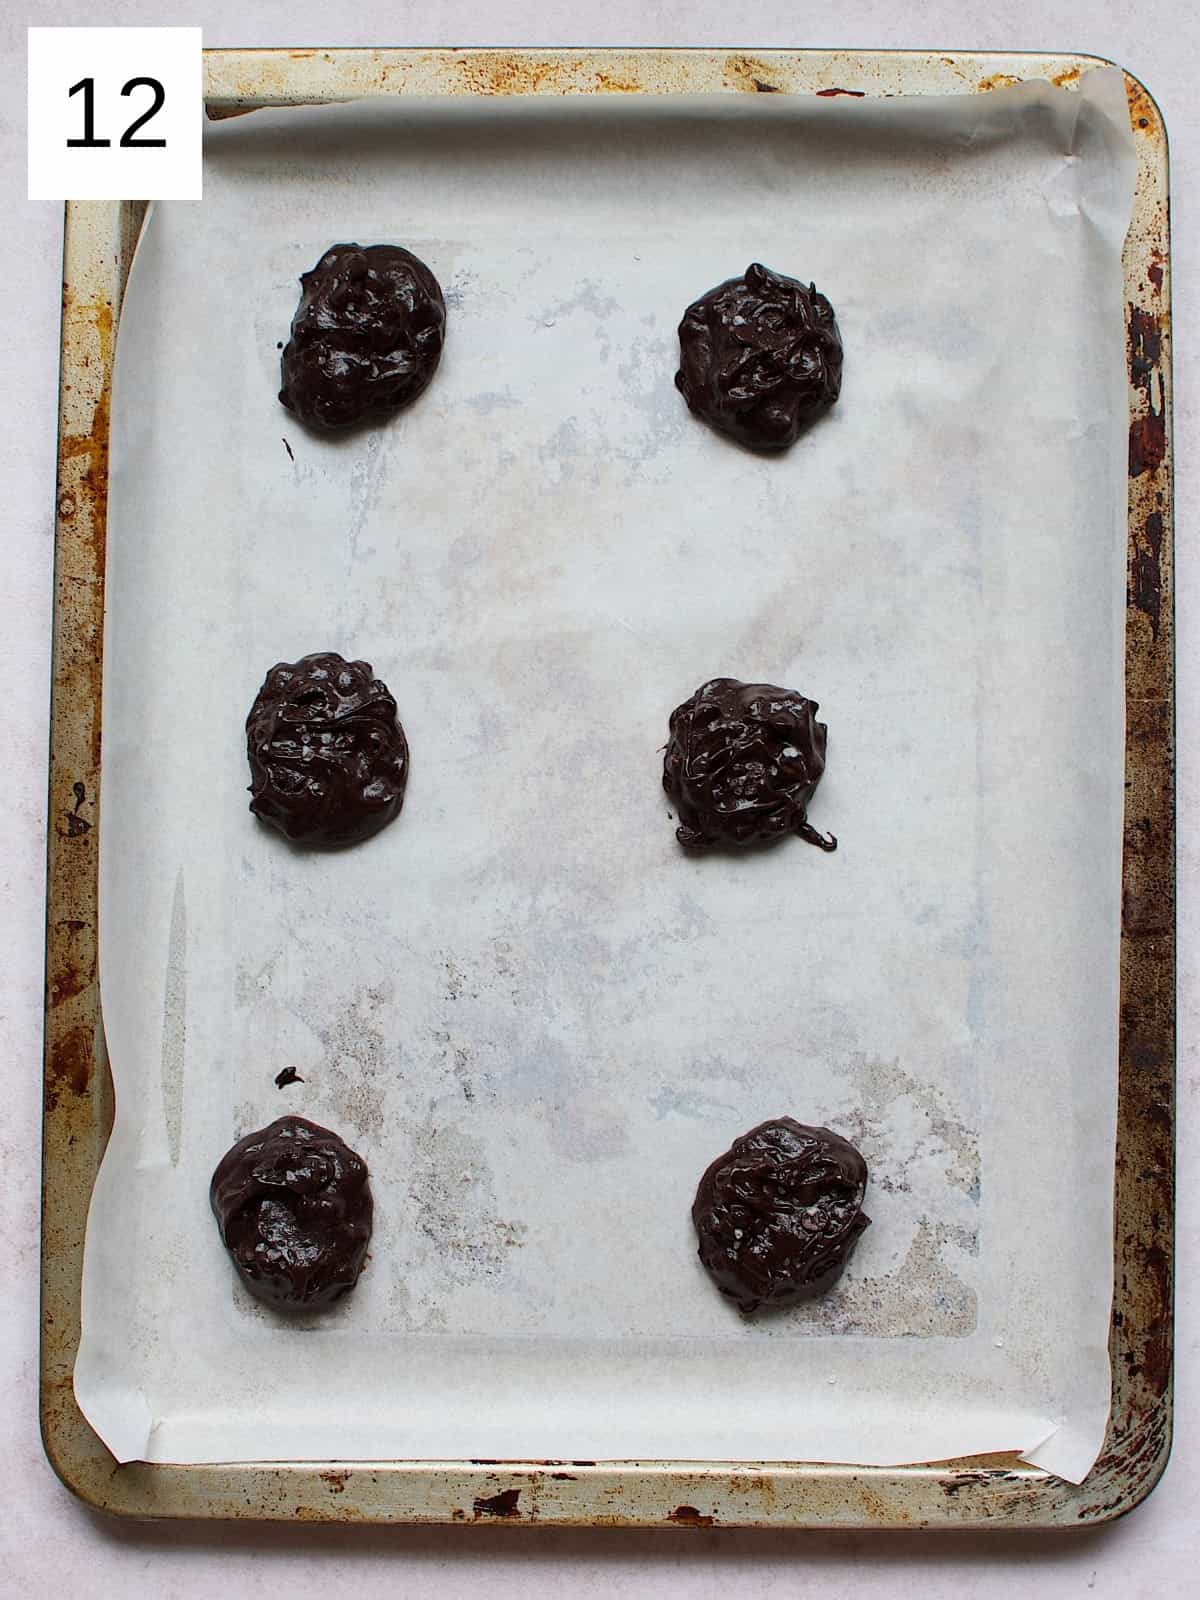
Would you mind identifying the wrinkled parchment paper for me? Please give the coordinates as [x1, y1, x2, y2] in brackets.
[76, 72, 1135, 1482]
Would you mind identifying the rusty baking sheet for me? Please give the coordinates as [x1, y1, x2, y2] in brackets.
[41, 47, 1173, 1527]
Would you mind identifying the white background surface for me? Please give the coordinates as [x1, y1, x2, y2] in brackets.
[1, 2, 1194, 1594]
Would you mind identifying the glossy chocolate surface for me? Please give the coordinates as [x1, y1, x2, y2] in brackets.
[246, 652, 408, 847]
[692, 1118, 870, 1312]
[210, 1116, 373, 1312]
[662, 677, 836, 852]
[675, 263, 842, 450]
[279, 243, 446, 431]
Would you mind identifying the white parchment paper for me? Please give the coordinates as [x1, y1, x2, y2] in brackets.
[76, 72, 1135, 1482]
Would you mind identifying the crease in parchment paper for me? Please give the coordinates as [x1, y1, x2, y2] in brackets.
[160, 869, 187, 1167]
[75, 69, 1134, 1483]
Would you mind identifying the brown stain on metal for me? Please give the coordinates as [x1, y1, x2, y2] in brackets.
[319, 1469, 349, 1493]
[1078, 1409, 1172, 1519]
[1126, 304, 1168, 644]
[594, 72, 642, 94]
[472, 1486, 522, 1519]
[816, 87, 866, 97]
[1129, 413, 1166, 477]
[452, 52, 580, 98]
[1128, 510, 1165, 641]
[49, 956, 88, 1009]
[1132, 300, 1171, 368]
[728, 1472, 774, 1497]
[59, 298, 113, 563]
[725, 55, 787, 94]
[59, 779, 92, 840]
[1050, 65, 1082, 88]
[668, 1504, 715, 1526]
[47, 1024, 91, 1108]
[977, 72, 1021, 92]
[1125, 77, 1159, 134]
[57, 290, 115, 778]
[1129, 1244, 1172, 1395]
[1127, 308, 1165, 455]
[940, 1470, 1000, 1497]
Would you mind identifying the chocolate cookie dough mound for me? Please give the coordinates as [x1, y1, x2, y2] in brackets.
[663, 677, 836, 852]
[246, 652, 408, 847]
[210, 1116, 373, 1311]
[675, 263, 842, 450]
[279, 243, 446, 430]
[693, 1118, 870, 1312]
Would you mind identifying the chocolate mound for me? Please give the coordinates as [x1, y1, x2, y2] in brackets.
[674, 263, 842, 450]
[692, 1118, 870, 1312]
[279, 243, 446, 431]
[662, 677, 836, 852]
[246, 652, 408, 847]
[210, 1116, 373, 1311]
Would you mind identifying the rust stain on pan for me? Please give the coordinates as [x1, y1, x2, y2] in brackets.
[58, 298, 113, 569]
[472, 1487, 522, 1519]
[1125, 76, 1161, 135]
[977, 72, 1022, 92]
[1132, 334, 1171, 483]
[451, 52, 582, 98]
[668, 1504, 716, 1526]
[48, 957, 88, 1010]
[1127, 509, 1165, 642]
[1128, 307, 1166, 479]
[46, 1024, 92, 1110]
[593, 71, 643, 94]
[725, 55, 788, 94]
[815, 87, 866, 97]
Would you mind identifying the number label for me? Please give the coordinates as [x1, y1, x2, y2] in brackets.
[66, 74, 167, 150]
[29, 27, 202, 201]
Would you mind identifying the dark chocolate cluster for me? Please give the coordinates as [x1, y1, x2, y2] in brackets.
[675, 263, 842, 450]
[279, 243, 446, 431]
[210, 1116, 373, 1311]
[663, 677, 836, 852]
[692, 1118, 870, 1312]
[246, 651, 409, 847]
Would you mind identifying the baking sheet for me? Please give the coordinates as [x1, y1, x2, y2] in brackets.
[76, 71, 1135, 1483]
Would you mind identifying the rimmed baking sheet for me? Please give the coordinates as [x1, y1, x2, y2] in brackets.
[60, 63, 1153, 1497]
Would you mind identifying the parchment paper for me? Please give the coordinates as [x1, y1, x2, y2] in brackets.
[76, 71, 1135, 1482]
